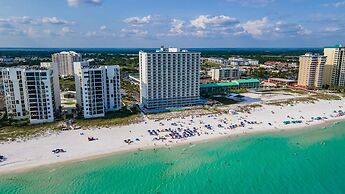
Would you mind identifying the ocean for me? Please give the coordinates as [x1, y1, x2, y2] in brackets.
[1, 122, 345, 194]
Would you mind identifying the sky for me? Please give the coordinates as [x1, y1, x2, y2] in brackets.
[0, 0, 344, 48]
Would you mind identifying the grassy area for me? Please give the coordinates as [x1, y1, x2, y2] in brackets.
[311, 93, 342, 101]
[236, 104, 263, 113]
[59, 78, 76, 91]
[209, 97, 238, 105]
[0, 122, 61, 142]
[284, 88, 308, 95]
[76, 108, 142, 128]
[266, 97, 317, 106]
[121, 80, 140, 106]
[229, 88, 248, 93]
[62, 101, 77, 105]
[202, 61, 222, 69]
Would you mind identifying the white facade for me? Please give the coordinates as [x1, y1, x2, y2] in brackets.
[1, 64, 61, 124]
[204, 57, 228, 65]
[139, 47, 201, 110]
[210, 67, 241, 81]
[228, 57, 259, 66]
[74, 60, 121, 119]
[52, 51, 82, 77]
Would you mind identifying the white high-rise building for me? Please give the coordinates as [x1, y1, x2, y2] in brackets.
[74, 60, 121, 119]
[139, 46, 201, 110]
[1, 63, 61, 124]
[52, 51, 82, 77]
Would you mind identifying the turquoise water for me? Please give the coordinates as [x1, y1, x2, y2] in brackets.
[1, 122, 345, 194]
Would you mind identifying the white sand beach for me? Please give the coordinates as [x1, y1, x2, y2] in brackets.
[1, 92, 345, 174]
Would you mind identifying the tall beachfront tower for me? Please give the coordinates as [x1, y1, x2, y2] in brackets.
[298, 53, 326, 89]
[1, 63, 61, 124]
[323, 44, 345, 87]
[74, 60, 121, 119]
[52, 51, 82, 77]
[139, 46, 201, 110]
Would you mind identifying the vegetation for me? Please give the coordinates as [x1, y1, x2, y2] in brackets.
[283, 88, 308, 95]
[311, 93, 342, 101]
[208, 96, 238, 105]
[59, 78, 76, 91]
[62, 101, 77, 105]
[229, 88, 248, 93]
[76, 107, 142, 128]
[245, 67, 298, 80]
[265, 97, 317, 106]
[0, 121, 61, 142]
[202, 61, 222, 69]
[236, 104, 263, 113]
[121, 80, 140, 106]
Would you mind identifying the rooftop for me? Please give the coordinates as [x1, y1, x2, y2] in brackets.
[200, 78, 260, 88]
[200, 82, 238, 88]
[234, 79, 260, 84]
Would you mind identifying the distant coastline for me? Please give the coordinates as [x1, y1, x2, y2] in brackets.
[0, 47, 323, 53]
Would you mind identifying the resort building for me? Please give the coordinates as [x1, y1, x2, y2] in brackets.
[210, 67, 241, 81]
[323, 45, 345, 87]
[52, 51, 82, 77]
[203, 57, 229, 65]
[297, 53, 326, 89]
[74, 60, 121, 119]
[267, 78, 297, 86]
[1, 63, 61, 124]
[200, 78, 260, 95]
[139, 46, 202, 110]
[228, 57, 259, 66]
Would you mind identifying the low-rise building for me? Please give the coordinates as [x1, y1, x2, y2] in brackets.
[74, 60, 121, 119]
[228, 57, 259, 66]
[210, 67, 241, 81]
[203, 57, 228, 65]
[268, 78, 297, 86]
[200, 78, 260, 95]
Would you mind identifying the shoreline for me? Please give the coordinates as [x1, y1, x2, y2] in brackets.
[0, 115, 344, 175]
[0, 92, 344, 175]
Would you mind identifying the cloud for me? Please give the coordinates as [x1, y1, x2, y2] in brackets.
[45, 27, 75, 36]
[100, 25, 107, 30]
[322, 27, 341, 33]
[121, 28, 148, 37]
[237, 17, 311, 38]
[190, 15, 238, 29]
[42, 17, 74, 25]
[67, 0, 103, 7]
[0, 16, 73, 26]
[226, 0, 274, 7]
[273, 22, 311, 36]
[123, 15, 152, 27]
[240, 17, 269, 36]
[323, 1, 345, 8]
[169, 19, 184, 34]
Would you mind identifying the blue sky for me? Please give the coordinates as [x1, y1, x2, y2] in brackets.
[0, 0, 344, 48]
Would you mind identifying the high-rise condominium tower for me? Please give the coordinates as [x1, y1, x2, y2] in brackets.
[74, 60, 121, 119]
[1, 63, 61, 124]
[139, 46, 201, 110]
[52, 51, 82, 77]
[298, 53, 326, 88]
[323, 44, 345, 87]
